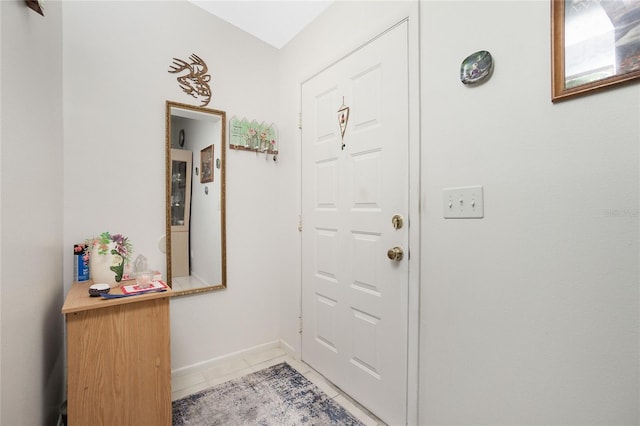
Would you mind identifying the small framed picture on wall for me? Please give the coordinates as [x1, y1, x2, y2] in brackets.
[200, 144, 214, 183]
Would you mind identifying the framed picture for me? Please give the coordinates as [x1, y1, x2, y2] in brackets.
[200, 144, 214, 183]
[552, 0, 640, 102]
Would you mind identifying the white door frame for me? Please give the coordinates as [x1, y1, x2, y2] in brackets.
[297, 17, 421, 425]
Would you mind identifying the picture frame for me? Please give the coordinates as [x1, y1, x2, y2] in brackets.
[552, 0, 640, 102]
[200, 144, 214, 183]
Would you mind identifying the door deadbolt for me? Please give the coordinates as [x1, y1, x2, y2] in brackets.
[387, 246, 404, 261]
[392, 214, 404, 230]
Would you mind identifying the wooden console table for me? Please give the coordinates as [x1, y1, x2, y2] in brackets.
[62, 281, 172, 425]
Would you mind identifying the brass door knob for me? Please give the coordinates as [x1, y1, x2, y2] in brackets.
[387, 246, 404, 261]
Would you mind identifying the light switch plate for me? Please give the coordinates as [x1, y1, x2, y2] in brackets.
[443, 185, 484, 219]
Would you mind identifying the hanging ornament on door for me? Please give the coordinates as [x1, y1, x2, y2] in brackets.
[337, 97, 350, 150]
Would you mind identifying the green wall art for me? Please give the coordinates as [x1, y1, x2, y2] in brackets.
[229, 117, 278, 155]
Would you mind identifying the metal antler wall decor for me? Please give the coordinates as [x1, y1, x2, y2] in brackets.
[168, 53, 212, 107]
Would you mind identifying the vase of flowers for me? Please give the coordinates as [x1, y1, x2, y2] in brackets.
[84, 232, 133, 287]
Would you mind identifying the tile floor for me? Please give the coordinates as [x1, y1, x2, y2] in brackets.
[171, 346, 385, 426]
[171, 275, 207, 293]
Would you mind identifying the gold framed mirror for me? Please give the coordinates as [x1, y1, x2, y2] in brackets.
[165, 101, 226, 296]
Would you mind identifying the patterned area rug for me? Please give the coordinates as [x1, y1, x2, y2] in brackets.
[172, 362, 365, 425]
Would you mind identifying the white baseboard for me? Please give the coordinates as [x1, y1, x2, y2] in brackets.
[279, 338, 296, 358]
[171, 340, 281, 375]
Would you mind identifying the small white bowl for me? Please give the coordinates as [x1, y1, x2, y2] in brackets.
[88, 283, 110, 297]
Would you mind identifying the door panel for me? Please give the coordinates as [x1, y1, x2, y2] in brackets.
[301, 22, 409, 425]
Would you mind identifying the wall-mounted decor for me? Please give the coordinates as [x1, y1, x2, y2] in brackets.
[25, 0, 44, 15]
[552, 0, 640, 102]
[168, 54, 212, 106]
[229, 116, 278, 155]
[337, 98, 350, 150]
[200, 144, 214, 183]
[460, 50, 493, 85]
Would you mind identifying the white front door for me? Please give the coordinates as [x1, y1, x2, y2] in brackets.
[301, 21, 410, 425]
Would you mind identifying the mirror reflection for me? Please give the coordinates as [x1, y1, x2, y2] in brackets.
[166, 101, 226, 295]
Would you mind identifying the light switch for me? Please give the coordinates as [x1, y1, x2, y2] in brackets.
[443, 185, 484, 219]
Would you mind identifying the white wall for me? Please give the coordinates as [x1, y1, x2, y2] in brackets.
[1, 1, 64, 424]
[62, 1, 281, 370]
[419, 1, 638, 424]
[279, 0, 639, 424]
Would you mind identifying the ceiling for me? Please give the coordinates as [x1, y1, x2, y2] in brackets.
[188, 0, 334, 49]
